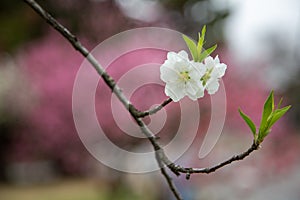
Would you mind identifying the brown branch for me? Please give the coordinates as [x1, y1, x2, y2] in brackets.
[164, 141, 260, 177]
[136, 98, 172, 118]
[155, 151, 183, 200]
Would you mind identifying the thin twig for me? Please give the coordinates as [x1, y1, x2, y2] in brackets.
[155, 151, 183, 200]
[164, 141, 260, 176]
[136, 98, 172, 118]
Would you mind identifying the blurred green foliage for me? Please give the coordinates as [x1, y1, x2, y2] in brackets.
[0, 178, 156, 200]
[0, 1, 43, 52]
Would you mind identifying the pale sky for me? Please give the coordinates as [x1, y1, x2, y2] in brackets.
[224, 0, 300, 89]
[225, 0, 300, 61]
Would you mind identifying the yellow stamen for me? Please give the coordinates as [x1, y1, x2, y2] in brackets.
[201, 67, 213, 86]
[179, 71, 190, 82]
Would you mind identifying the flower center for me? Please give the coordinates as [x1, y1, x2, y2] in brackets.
[201, 67, 213, 86]
[179, 71, 190, 82]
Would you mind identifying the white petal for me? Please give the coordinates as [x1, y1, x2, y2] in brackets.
[206, 81, 220, 94]
[173, 60, 188, 72]
[190, 61, 206, 77]
[185, 81, 199, 95]
[214, 55, 220, 63]
[165, 83, 185, 102]
[160, 64, 179, 82]
[167, 52, 179, 61]
[186, 81, 204, 100]
[187, 93, 198, 101]
[210, 63, 227, 79]
[216, 64, 227, 77]
[204, 56, 214, 69]
[188, 87, 205, 100]
[189, 68, 204, 81]
[178, 50, 189, 60]
[194, 87, 205, 98]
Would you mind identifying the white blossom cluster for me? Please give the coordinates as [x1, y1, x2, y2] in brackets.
[160, 50, 227, 102]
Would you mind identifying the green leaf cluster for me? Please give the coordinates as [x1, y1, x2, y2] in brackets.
[239, 91, 291, 144]
[182, 26, 217, 62]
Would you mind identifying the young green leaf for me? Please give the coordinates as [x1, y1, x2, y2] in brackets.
[197, 25, 206, 55]
[198, 44, 217, 62]
[277, 97, 283, 109]
[239, 108, 257, 138]
[257, 129, 271, 143]
[259, 91, 274, 132]
[182, 34, 198, 61]
[269, 105, 291, 127]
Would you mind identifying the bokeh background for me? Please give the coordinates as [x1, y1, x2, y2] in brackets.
[0, 0, 300, 199]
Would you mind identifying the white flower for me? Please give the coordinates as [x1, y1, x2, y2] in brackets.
[160, 50, 206, 102]
[201, 55, 227, 94]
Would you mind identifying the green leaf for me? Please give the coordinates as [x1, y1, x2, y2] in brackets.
[277, 97, 283, 109]
[259, 91, 274, 132]
[257, 129, 271, 143]
[269, 105, 291, 127]
[182, 34, 198, 61]
[257, 92, 291, 143]
[197, 25, 206, 56]
[239, 108, 257, 138]
[198, 44, 217, 62]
